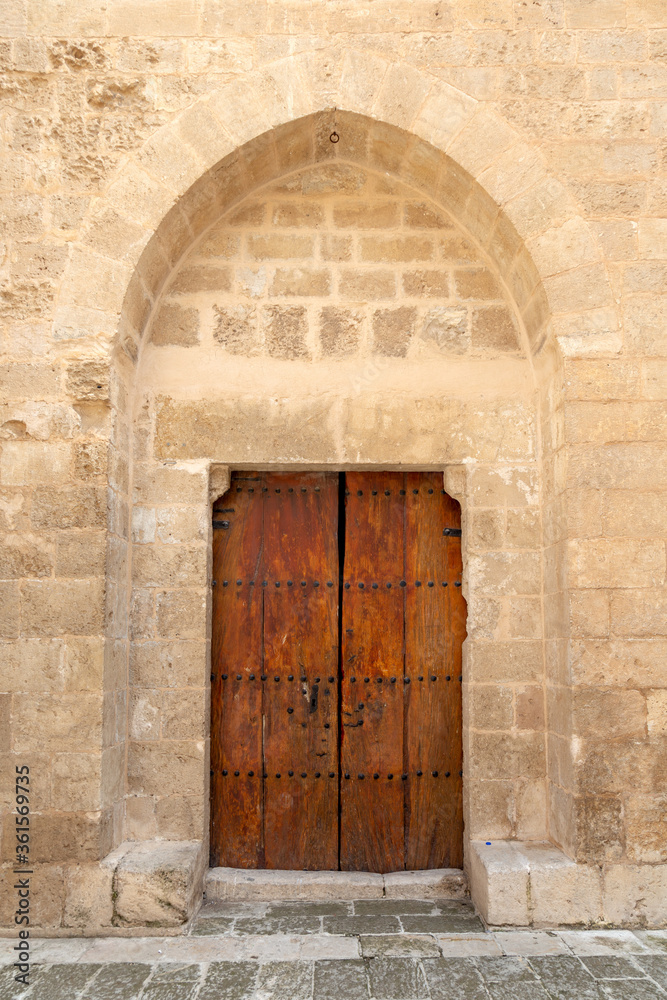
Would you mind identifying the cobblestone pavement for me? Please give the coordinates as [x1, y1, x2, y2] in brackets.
[1, 900, 666, 998]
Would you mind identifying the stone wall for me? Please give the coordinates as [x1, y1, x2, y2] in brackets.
[0, 1, 666, 931]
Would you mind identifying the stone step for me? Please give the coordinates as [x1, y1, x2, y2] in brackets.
[205, 867, 468, 902]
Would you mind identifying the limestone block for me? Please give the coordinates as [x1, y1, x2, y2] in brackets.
[603, 864, 667, 927]
[468, 840, 530, 925]
[468, 641, 543, 684]
[130, 641, 206, 689]
[384, 869, 468, 899]
[339, 48, 389, 114]
[0, 441, 71, 486]
[21, 579, 105, 637]
[12, 692, 103, 753]
[51, 753, 103, 811]
[206, 867, 384, 901]
[468, 551, 541, 596]
[373, 62, 433, 130]
[62, 861, 114, 930]
[647, 690, 667, 735]
[155, 590, 207, 640]
[569, 538, 665, 590]
[114, 839, 205, 927]
[128, 740, 205, 797]
[525, 842, 603, 926]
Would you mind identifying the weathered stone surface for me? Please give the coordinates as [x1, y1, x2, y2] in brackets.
[3, 17, 667, 936]
[206, 868, 385, 901]
[114, 840, 205, 927]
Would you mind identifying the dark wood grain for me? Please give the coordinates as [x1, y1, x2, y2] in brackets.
[210, 473, 264, 868]
[340, 472, 405, 873]
[404, 473, 464, 869]
[262, 472, 339, 869]
[210, 469, 464, 872]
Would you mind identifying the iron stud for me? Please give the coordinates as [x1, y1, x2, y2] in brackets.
[432, 771, 438, 777]
[234, 771, 240, 777]
[329, 772, 335, 778]
[417, 770, 423, 776]
[261, 674, 267, 681]
[248, 771, 254, 777]
[388, 774, 393, 779]
[445, 771, 450, 777]
[301, 772, 307, 778]
[287, 708, 293, 714]
[222, 769, 227, 776]
[222, 673, 228, 680]
[415, 581, 421, 587]
[223, 581, 228, 587]
[373, 773, 379, 779]
[358, 773, 365, 779]
[288, 674, 294, 681]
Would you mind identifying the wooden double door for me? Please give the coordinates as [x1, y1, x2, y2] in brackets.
[210, 471, 465, 873]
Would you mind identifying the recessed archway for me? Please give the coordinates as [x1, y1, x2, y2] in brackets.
[49, 52, 622, 926]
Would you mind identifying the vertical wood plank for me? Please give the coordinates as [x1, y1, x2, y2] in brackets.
[210, 473, 264, 868]
[262, 472, 339, 870]
[340, 472, 405, 873]
[405, 474, 464, 869]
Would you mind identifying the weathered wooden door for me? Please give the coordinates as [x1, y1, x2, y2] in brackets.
[210, 471, 464, 872]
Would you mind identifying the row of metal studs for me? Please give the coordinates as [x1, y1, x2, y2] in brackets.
[346, 488, 444, 496]
[214, 580, 462, 587]
[226, 487, 448, 495]
[217, 770, 462, 778]
[215, 674, 463, 682]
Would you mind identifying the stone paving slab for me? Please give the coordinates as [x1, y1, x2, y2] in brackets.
[1, 953, 667, 999]
[2, 902, 667, 998]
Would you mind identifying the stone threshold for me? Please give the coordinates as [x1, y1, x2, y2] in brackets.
[205, 867, 468, 901]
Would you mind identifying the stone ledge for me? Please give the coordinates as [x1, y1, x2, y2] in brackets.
[113, 840, 206, 929]
[469, 841, 667, 929]
[206, 867, 468, 902]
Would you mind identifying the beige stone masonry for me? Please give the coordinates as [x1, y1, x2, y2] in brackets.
[2, 4, 667, 933]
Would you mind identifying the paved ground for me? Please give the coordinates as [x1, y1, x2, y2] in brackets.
[1, 900, 666, 998]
